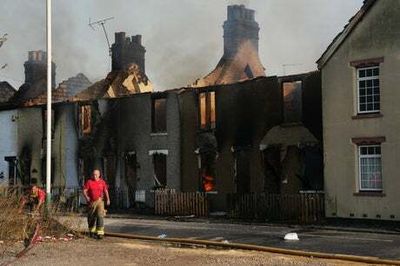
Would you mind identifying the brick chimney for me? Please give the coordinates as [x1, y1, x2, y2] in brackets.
[111, 32, 146, 73]
[24, 50, 56, 88]
[223, 5, 260, 59]
[191, 5, 265, 87]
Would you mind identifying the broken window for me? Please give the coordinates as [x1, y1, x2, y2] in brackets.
[199, 91, 216, 130]
[42, 108, 55, 139]
[283, 81, 302, 123]
[151, 97, 167, 133]
[79, 105, 92, 136]
[153, 153, 167, 188]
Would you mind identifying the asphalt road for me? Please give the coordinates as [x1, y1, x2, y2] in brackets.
[101, 217, 400, 260]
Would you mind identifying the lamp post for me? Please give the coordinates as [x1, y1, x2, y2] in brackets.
[46, 0, 52, 207]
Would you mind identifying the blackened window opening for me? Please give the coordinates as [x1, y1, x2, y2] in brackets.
[152, 98, 167, 133]
[283, 81, 302, 123]
[199, 91, 216, 130]
[79, 105, 92, 136]
[153, 153, 167, 188]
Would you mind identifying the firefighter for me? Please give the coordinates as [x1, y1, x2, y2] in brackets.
[19, 179, 46, 214]
[83, 169, 110, 239]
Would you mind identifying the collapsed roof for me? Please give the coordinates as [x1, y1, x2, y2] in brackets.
[73, 63, 152, 101]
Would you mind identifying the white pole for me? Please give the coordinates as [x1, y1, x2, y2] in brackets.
[46, 0, 52, 206]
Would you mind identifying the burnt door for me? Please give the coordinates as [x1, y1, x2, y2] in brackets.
[263, 147, 281, 193]
[236, 150, 250, 193]
[125, 153, 137, 206]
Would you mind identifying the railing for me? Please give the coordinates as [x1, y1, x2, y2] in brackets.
[155, 191, 209, 217]
[227, 192, 325, 224]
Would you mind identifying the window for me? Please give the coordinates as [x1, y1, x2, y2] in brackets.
[153, 153, 167, 188]
[282, 81, 302, 123]
[199, 91, 216, 129]
[79, 105, 92, 135]
[358, 145, 382, 191]
[357, 66, 380, 113]
[151, 98, 167, 133]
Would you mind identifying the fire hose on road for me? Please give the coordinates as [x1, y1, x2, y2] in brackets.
[105, 231, 400, 265]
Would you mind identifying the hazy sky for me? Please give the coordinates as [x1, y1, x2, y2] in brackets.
[0, 0, 364, 90]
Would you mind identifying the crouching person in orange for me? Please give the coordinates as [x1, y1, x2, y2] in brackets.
[83, 169, 110, 239]
[19, 179, 46, 215]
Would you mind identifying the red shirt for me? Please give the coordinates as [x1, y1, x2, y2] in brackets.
[32, 188, 46, 202]
[83, 178, 108, 202]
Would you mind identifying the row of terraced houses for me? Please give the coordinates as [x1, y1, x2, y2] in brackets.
[0, 0, 399, 222]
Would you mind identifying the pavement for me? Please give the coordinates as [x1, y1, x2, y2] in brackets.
[93, 215, 400, 260]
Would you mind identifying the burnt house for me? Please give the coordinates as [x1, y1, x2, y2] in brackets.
[0, 4, 323, 215]
[180, 71, 322, 210]
[72, 90, 181, 207]
[260, 72, 323, 194]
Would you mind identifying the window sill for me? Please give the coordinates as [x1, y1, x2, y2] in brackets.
[353, 192, 385, 197]
[150, 132, 168, 136]
[352, 113, 383, 120]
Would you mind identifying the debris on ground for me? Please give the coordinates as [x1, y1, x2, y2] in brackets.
[284, 232, 299, 241]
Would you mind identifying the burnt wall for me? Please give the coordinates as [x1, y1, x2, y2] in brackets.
[114, 92, 181, 191]
[215, 77, 281, 194]
[180, 76, 282, 195]
[302, 71, 322, 141]
[178, 91, 200, 192]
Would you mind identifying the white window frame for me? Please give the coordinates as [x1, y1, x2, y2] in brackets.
[358, 145, 383, 192]
[357, 66, 380, 114]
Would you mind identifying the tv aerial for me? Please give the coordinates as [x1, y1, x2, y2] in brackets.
[89, 17, 114, 56]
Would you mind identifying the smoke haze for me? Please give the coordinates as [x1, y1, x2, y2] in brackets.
[0, 0, 363, 90]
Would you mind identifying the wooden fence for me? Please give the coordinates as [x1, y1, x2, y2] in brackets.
[227, 192, 325, 224]
[155, 191, 209, 217]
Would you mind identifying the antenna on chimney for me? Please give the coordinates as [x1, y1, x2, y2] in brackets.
[89, 17, 114, 56]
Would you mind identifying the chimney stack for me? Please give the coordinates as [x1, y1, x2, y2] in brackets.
[24, 50, 56, 88]
[191, 5, 265, 87]
[111, 32, 146, 73]
[223, 5, 260, 59]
